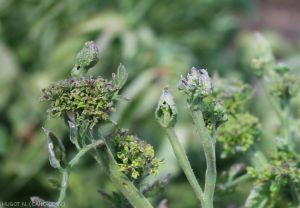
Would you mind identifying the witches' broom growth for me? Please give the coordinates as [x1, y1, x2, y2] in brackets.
[33, 41, 164, 208]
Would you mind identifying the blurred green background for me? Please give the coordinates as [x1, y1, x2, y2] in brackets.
[0, 0, 300, 207]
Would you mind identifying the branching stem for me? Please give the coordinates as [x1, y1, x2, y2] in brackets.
[69, 139, 105, 167]
[56, 169, 69, 207]
[95, 144, 154, 208]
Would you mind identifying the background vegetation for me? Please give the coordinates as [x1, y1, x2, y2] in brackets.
[0, 0, 300, 207]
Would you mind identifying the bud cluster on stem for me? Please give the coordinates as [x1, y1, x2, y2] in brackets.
[156, 67, 227, 208]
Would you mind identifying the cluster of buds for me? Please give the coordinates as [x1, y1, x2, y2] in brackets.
[112, 130, 161, 181]
[270, 65, 298, 108]
[41, 64, 127, 128]
[178, 67, 227, 128]
[213, 80, 261, 157]
[218, 113, 261, 158]
[178, 67, 212, 104]
[41, 76, 118, 128]
[247, 148, 300, 193]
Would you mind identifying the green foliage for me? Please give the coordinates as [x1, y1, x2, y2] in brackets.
[218, 113, 261, 157]
[41, 76, 119, 127]
[112, 130, 161, 181]
[270, 67, 298, 107]
[214, 80, 260, 158]
[2, 0, 300, 207]
[247, 148, 300, 185]
[215, 81, 252, 115]
[246, 148, 300, 207]
[251, 34, 298, 108]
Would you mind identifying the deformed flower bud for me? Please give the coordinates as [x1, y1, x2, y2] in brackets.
[178, 67, 212, 97]
[71, 41, 100, 77]
[155, 87, 177, 128]
[41, 76, 119, 128]
[178, 67, 213, 110]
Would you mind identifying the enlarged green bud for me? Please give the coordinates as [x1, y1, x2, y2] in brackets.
[43, 128, 66, 169]
[155, 87, 177, 128]
[71, 41, 99, 77]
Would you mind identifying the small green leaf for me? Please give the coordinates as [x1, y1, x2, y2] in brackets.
[43, 128, 66, 169]
[48, 178, 61, 190]
[112, 63, 128, 90]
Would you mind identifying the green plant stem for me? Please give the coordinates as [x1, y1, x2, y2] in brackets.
[261, 81, 285, 128]
[289, 179, 300, 206]
[95, 144, 154, 208]
[261, 81, 293, 148]
[191, 110, 216, 208]
[165, 128, 205, 206]
[56, 169, 69, 207]
[283, 106, 294, 149]
[224, 174, 251, 189]
[69, 139, 105, 167]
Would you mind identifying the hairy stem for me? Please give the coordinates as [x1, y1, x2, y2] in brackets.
[56, 169, 69, 207]
[69, 139, 105, 167]
[95, 144, 153, 208]
[191, 110, 216, 208]
[166, 128, 205, 206]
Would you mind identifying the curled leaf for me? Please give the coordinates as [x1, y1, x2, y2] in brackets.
[68, 121, 79, 147]
[43, 128, 66, 169]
